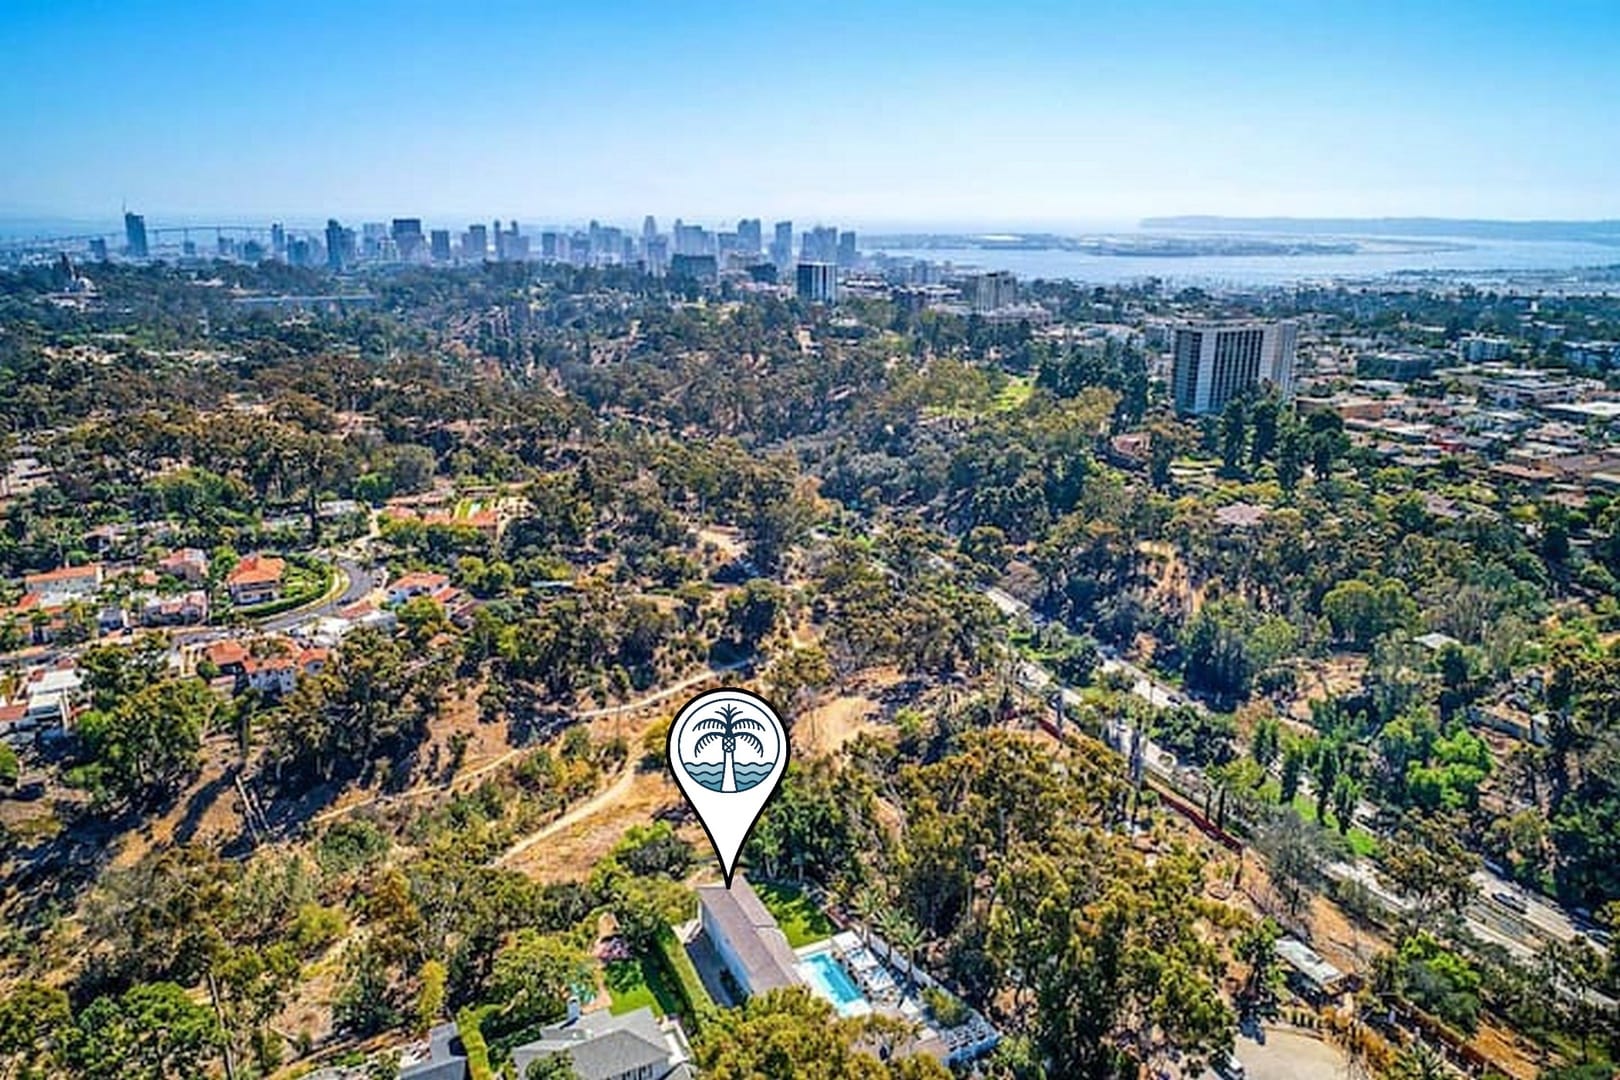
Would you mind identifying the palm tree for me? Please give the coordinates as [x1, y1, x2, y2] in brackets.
[692, 703, 766, 792]
[887, 914, 925, 995]
[852, 886, 883, 953]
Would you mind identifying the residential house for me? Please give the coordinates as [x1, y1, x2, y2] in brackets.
[158, 548, 210, 583]
[22, 563, 103, 605]
[1275, 937, 1355, 1003]
[140, 590, 210, 627]
[398, 1024, 467, 1080]
[0, 702, 30, 746]
[226, 554, 286, 606]
[203, 639, 250, 678]
[695, 875, 803, 998]
[511, 1003, 693, 1080]
[242, 646, 328, 697]
[386, 571, 450, 606]
[23, 665, 83, 730]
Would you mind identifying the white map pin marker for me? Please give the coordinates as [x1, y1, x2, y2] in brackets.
[668, 688, 789, 888]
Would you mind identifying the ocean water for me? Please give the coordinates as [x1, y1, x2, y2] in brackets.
[682, 759, 775, 792]
[871, 238, 1620, 287]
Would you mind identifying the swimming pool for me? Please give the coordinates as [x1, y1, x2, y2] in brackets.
[798, 951, 869, 1017]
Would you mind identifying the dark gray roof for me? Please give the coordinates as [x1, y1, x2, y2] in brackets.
[398, 1058, 468, 1080]
[696, 876, 802, 994]
[399, 1022, 467, 1080]
[512, 1006, 683, 1080]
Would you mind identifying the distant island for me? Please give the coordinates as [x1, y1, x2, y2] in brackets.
[1142, 215, 1620, 243]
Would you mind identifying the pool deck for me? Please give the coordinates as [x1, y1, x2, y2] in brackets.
[795, 940, 873, 1017]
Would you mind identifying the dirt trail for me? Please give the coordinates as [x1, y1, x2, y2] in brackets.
[307, 660, 747, 827]
[495, 763, 640, 866]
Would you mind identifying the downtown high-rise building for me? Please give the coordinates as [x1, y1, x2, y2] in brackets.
[325, 218, 355, 270]
[737, 218, 762, 256]
[1171, 320, 1299, 415]
[837, 230, 857, 268]
[462, 223, 487, 261]
[429, 229, 452, 261]
[123, 212, 148, 259]
[770, 221, 793, 268]
[673, 221, 710, 256]
[796, 262, 838, 304]
[391, 218, 425, 261]
[494, 220, 528, 261]
[270, 222, 286, 258]
[361, 222, 388, 258]
[644, 235, 668, 273]
[802, 225, 839, 264]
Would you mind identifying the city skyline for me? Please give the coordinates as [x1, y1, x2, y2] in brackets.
[4, 1, 1620, 225]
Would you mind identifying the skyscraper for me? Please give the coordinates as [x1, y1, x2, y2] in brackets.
[837, 230, 857, 268]
[796, 262, 838, 304]
[430, 229, 452, 261]
[802, 226, 838, 264]
[462, 224, 487, 261]
[737, 218, 762, 256]
[1171, 321, 1299, 415]
[271, 222, 286, 258]
[123, 212, 148, 259]
[967, 271, 1017, 313]
[494, 220, 528, 260]
[770, 221, 793, 268]
[674, 222, 709, 256]
[325, 219, 349, 270]
[391, 218, 425, 261]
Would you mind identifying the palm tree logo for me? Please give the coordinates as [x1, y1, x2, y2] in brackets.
[684, 702, 773, 792]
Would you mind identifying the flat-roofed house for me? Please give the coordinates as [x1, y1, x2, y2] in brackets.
[695, 875, 803, 999]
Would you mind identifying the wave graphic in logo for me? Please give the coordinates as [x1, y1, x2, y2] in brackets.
[682, 760, 775, 792]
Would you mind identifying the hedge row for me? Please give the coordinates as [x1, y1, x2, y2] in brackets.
[455, 1005, 495, 1080]
[655, 925, 716, 1031]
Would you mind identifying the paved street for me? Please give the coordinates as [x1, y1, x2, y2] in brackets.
[1215, 1029, 1345, 1080]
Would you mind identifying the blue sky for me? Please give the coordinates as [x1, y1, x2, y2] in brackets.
[2, 0, 1618, 228]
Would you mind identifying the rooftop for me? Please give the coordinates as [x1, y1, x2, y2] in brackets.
[1276, 936, 1346, 991]
[697, 875, 804, 995]
[227, 553, 286, 587]
[513, 1006, 690, 1080]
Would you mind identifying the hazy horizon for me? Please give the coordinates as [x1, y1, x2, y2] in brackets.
[5, 1, 1620, 225]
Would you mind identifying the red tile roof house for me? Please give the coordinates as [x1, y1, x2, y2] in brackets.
[203, 639, 250, 676]
[22, 563, 103, 605]
[386, 571, 450, 607]
[157, 548, 210, 583]
[226, 554, 286, 606]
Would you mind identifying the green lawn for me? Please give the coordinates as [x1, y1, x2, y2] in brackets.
[1289, 792, 1381, 858]
[752, 880, 836, 948]
[992, 376, 1033, 412]
[603, 957, 680, 1017]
